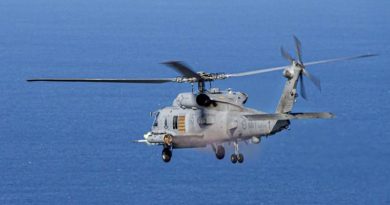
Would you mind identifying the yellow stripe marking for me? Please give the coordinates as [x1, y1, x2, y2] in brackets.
[178, 116, 186, 133]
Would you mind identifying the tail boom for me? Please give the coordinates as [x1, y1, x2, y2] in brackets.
[245, 112, 334, 121]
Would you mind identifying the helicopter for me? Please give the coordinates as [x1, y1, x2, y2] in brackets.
[27, 37, 376, 164]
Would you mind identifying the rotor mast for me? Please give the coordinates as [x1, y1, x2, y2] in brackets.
[198, 80, 206, 93]
[162, 61, 218, 93]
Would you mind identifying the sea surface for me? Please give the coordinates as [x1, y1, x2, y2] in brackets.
[1, 0, 389, 204]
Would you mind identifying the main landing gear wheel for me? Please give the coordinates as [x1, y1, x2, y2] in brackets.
[231, 140, 244, 164]
[215, 145, 225, 160]
[237, 153, 244, 163]
[162, 148, 172, 163]
[230, 154, 238, 163]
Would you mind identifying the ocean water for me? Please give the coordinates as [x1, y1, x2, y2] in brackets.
[1, 0, 389, 204]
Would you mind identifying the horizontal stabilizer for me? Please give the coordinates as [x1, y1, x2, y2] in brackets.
[245, 112, 334, 121]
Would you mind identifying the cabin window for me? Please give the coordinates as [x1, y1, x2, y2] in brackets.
[173, 116, 178, 129]
[153, 112, 160, 127]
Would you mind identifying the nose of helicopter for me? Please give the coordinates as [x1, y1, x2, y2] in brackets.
[143, 132, 152, 140]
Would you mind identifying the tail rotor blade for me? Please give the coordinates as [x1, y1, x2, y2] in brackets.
[293, 35, 303, 64]
[299, 74, 307, 100]
[302, 69, 321, 91]
[281, 47, 294, 63]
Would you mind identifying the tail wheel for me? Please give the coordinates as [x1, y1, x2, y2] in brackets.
[215, 145, 225, 160]
[162, 148, 172, 163]
[230, 154, 238, 164]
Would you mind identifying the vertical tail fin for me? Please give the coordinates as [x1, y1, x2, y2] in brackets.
[275, 37, 321, 113]
[275, 64, 302, 113]
[271, 36, 324, 134]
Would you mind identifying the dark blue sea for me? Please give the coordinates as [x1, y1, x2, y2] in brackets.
[1, 0, 389, 204]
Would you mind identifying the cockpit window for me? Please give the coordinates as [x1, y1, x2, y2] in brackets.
[242, 93, 248, 104]
[153, 112, 160, 127]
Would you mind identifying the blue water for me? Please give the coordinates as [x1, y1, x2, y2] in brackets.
[1, 0, 390, 204]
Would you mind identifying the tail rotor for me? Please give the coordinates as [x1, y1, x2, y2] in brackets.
[281, 36, 321, 100]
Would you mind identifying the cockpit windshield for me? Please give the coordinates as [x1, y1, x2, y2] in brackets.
[153, 112, 160, 127]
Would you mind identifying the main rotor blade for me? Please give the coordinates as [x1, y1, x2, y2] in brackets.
[225, 65, 287, 77]
[293, 35, 303, 64]
[302, 69, 321, 91]
[299, 74, 307, 100]
[225, 53, 377, 78]
[162, 61, 202, 80]
[304, 54, 378, 66]
[26, 78, 177, 83]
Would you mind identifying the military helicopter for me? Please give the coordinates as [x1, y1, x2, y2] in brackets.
[28, 37, 376, 164]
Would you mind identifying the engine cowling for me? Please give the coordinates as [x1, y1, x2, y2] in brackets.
[172, 93, 197, 108]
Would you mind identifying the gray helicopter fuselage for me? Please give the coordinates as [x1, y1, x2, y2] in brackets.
[145, 88, 288, 148]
